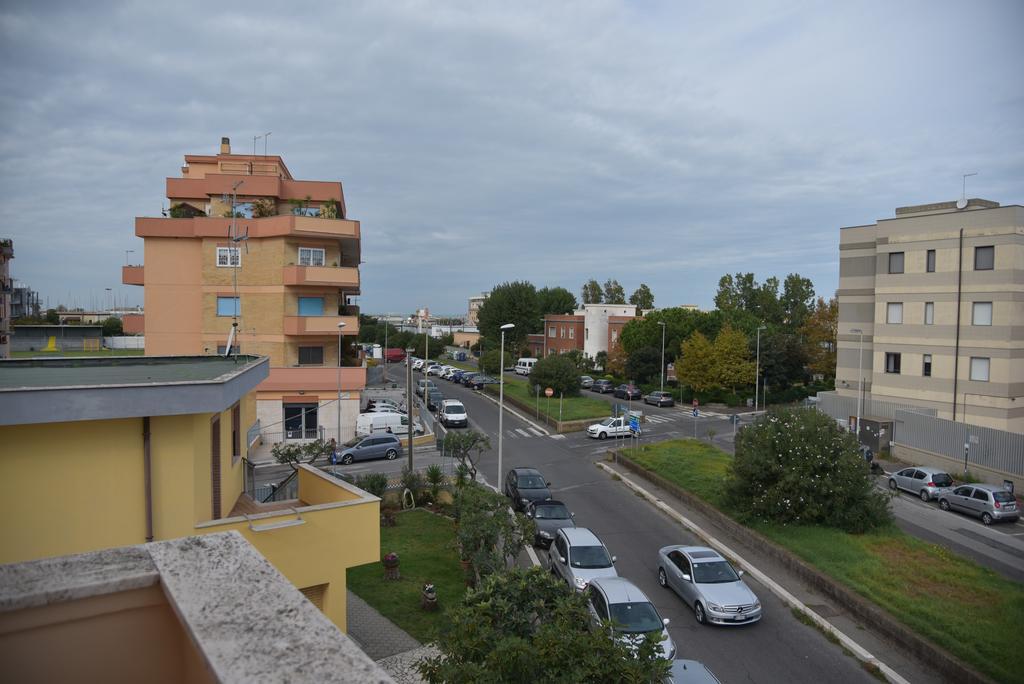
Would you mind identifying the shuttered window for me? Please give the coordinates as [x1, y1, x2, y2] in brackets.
[300, 584, 327, 611]
[211, 415, 222, 519]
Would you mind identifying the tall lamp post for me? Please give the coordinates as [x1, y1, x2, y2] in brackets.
[850, 328, 864, 441]
[383, 314, 389, 382]
[497, 323, 515, 486]
[336, 321, 346, 442]
[658, 321, 667, 393]
[754, 325, 766, 412]
[124, 250, 134, 266]
[406, 347, 415, 469]
[105, 287, 113, 314]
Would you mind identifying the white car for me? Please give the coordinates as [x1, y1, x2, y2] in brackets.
[587, 417, 632, 440]
[426, 364, 445, 376]
[412, 359, 425, 371]
[441, 366, 458, 380]
[439, 399, 468, 427]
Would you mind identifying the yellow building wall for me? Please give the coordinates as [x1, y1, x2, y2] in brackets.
[150, 414, 202, 540]
[0, 419, 147, 564]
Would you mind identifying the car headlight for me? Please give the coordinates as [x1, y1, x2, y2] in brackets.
[707, 602, 723, 612]
[574, 576, 588, 590]
[668, 644, 676, 659]
[753, 599, 761, 608]
[539, 530, 553, 539]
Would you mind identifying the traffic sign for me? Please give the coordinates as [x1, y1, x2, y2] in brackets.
[545, 387, 554, 397]
[629, 415, 641, 434]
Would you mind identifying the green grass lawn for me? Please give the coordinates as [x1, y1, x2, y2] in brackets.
[348, 508, 465, 643]
[626, 439, 1024, 684]
[487, 376, 611, 422]
[11, 349, 145, 358]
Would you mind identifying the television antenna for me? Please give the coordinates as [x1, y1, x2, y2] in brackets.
[225, 180, 247, 360]
[957, 172, 977, 210]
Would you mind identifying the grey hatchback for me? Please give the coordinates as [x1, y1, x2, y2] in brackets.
[888, 466, 954, 502]
[938, 484, 1019, 525]
[336, 434, 402, 465]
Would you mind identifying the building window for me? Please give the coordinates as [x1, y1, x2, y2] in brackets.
[560, 326, 566, 338]
[926, 249, 936, 273]
[611, 330, 618, 343]
[283, 403, 319, 440]
[972, 302, 992, 326]
[885, 352, 901, 374]
[216, 247, 241, 267]
[549, 326, 556, 338]
[216, 345, 237, 356]
[974, 246, 994, 271]
[216, 296, 240, 317]
[924, 302, 934, 325]
[298, 247, 326, 266]
[568, 327, 574, 340]
[969, 357, 990, 382]
[298, 297, 324, 316]
[888, 252, 904, 274]
[886, 302, 903, 324]
[298, 346, 324, 365]
[922, 354, 932, 377]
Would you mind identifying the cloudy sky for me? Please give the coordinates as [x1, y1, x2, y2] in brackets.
[1, 1, 1021, 316]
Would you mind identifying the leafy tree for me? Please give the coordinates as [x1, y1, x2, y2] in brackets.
[442, 430, 491, 481]
[625, 347, 661, 384]
[475, 281, 540, 350]
[537, 286, 577, 315]
[712, 324, 754, 392]
[251, 198, 276, 217]
[760, 332, 808, 391]
[419, 566, 672, 684]
[619, 307, 721, 364]
[801, 297, 838, 379]
[594, 350, 608, 372]
[677, 332, 717, 392]
[628, 283, 655, 310]
[605, 342, 628, 377]
[562, 349, 594, 373]
[45, 308, 59, 325]
[603, 278, 626, 304]
[454, 484, 534, 584]
[729, 408, 891, 532]
[714, 272, 784, 326]
[581, 279, 603, 304]
[101, 316, 123, 337]
[271, 438, 333, 470]
[780, 273, 816, 328]
[529, 355, 580, 397]
[479, 349, 503, 375]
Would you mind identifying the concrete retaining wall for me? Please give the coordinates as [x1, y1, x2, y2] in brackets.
[614, 451, 994, 684]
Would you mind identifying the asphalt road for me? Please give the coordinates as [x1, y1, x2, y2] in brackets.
[423, 373, 879, 684]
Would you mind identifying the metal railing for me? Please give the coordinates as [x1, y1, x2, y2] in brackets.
[814, 391, 936, 423]
[893, 410, 1024, 476]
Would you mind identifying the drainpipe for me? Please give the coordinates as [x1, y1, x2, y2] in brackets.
[143, 417, 154, 542]
[952, 228, 963, 421]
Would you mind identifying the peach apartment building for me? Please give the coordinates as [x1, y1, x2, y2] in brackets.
[125, 138, 364, 450]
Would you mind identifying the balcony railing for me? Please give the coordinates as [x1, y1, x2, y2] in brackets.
[122, 265, 144, 286]
[283, 265, 359, 289]
[135, 215, 359, 241]
[283, 315, 359, 336]
[261, 365, 366, 392]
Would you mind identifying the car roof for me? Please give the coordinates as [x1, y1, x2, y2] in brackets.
[905, 466, 950, 475]
[589, 576, 652, 604]
[441, 399, 464, 406]
[512, 467, 543, 477]
[530, 499, 566, 508]
[968, 483, 1005, 492]
[664, 545, 726, 563]
[560, 527, 602, 546]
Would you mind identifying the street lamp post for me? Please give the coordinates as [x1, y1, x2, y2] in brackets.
[337, 321, 346, 442]
[125, 250, 134, 266]
[406, 347, 415, 469]
[851, 328, 864, 442]
[755, 325, 766, 412]
[383, 315, 389, 382]
[104, 287, 113, 314]
[658, 321, 667, 393]
[498, 323, 515, 486]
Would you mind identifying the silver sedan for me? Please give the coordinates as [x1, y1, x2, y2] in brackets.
[657, 545, 761, 626]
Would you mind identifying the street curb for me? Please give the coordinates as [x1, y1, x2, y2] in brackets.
[604, 454, 995, 684]
[596, 461, 910, 684]
[474, 388, 550, 435]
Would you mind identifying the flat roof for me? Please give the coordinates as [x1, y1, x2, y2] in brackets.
[0, 355, 269, 426]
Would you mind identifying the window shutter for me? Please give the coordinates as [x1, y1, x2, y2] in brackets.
[211, 415, 222, 519]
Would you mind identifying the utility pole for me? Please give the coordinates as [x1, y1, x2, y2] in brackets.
[406, 349, 415, 469]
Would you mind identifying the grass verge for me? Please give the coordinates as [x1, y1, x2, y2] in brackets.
[347, 508, 464, 643]
[486, 376, 611, 422]
[627, 439, 1024, 684]
[11, 349, 145, 357]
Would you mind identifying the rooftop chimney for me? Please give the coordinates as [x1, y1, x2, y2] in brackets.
[220, 137, 231, 154]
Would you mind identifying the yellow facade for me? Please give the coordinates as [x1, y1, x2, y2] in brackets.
[0, 391, 378, 632]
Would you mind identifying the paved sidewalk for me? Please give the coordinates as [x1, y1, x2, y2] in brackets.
[347, 591, 421, 661]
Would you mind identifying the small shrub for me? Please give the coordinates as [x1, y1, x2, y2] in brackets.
[402, 465, 426, 504]
[425, 463, 445, 501]
[356, 472, 389, 497]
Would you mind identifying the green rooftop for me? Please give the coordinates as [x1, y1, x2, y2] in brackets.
[0, 355, 266, 390]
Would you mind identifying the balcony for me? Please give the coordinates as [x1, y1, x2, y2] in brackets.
[283, 315, 359, 336]
[122, 265, 144, 286]
[135, 215, 360, 242]
[261, 365, 366, 392]
[283, 265, 360, 290]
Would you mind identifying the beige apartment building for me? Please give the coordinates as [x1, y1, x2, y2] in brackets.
[836, 198, 1023, 432]
[125, 138, 364, 447]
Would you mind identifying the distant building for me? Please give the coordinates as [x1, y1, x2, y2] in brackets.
[0, 239, 11, 359]
[11, 324, 103, 352]
[836, 198, 1023, 432]
[467, 293, 487, 325]
[527, 303, 641, 359]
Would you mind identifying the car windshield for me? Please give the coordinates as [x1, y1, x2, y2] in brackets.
[608, 602, 663, 634]
[570, 545, 611, 569]
[693, 560, 740, 584]
[599, 418, 616, 427]
[534, 504, 570, 520]
[517, 474, 546, 489]
[342, 436, 362, 447]
[444, 405, 464, 414]
[931, 473, 953, 487]
[993, 491, 1015, 503]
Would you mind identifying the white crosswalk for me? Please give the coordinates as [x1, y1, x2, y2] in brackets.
[504, 427, 549, 439]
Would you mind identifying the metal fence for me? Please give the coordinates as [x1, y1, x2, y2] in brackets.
[815, 391, 936, 424]
[893, 410, 1024, 476]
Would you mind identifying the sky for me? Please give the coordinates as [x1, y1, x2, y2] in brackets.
[1, 0, 1022, 317]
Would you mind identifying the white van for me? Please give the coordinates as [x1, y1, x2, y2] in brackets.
[514, 358, 538, 376]
[356, 412, 416, 437]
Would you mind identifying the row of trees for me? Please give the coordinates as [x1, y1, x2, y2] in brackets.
[357, 315, 454, 359]
[580, 279, 654, 308]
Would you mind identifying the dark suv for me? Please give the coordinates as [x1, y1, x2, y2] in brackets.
[503, 467, 552, 511]
[591, 379, 614, 394]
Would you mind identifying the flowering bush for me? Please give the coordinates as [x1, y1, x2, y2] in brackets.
[728, 408, 890, 533]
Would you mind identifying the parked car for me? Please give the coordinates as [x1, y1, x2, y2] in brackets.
[416, 379, 437, 392]
[587, 577, 676, 661]
[614, 384, 642, 400]
[587, 416, 632, 440]
[580, 375, 595, 389]
[644, 391, 674, 407]
[439, 399, 468, 428]
[470, 374, 498, 389]
[426, 364, 446, 377]
[412, 359, 425, 371]
[366, 398, 404, 412]
[356, 412, 421, 437]
[426, 389, 445, 412]
[938, 484, 1020, 525]
[548, 527, 617, 592]
[364, 404, 404, 414]
[667, 660, 722, 684]
[450, 370, 466, 383]
[515, 357, 538, 376]
[888, 466, 954, 501]
[657, 545, 761, 626]
[460, 372, 479, 386]
[591, 379, 615, 394]
[334, 434, 402, 465]
[524, 499, 575, 548]
[503, 467, 552, 510]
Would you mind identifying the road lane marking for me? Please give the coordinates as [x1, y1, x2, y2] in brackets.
[549, 434, 566, 440]
[515, 428, 531, 437]
[473, 389, 550, 434]
[528, 427, 545, 437]
[597, 461, 911, 684]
